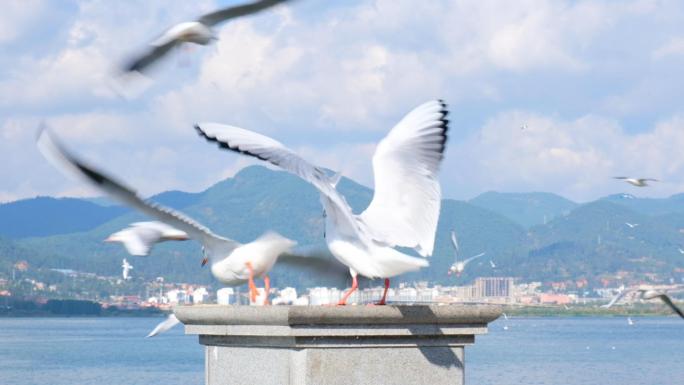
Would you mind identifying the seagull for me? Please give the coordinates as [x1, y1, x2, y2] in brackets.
[627, 317, 634, 326]
[678, 247, 684, 255]
[122, 0, 290, 74]
[625, 222, 639, 229]
[448, 252, 485, 277]
[603, 287, 684, 319]
[105, 221, 190, 256]
[37, 127, 301, 305]
[122, 258, 133, 280]
[195, 100, 449, 305]
[613, 177, 659, 187]
[489, 260, 496, 268]
[147, 314, 181, 337]
[520, 123, 527, 130]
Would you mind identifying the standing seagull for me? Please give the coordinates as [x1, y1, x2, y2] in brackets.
[448, 252, 485, 277]
[195, 100, 449, 305]
[122, 258, 133, 280]
[123, 0, 290, 74]
[105, 221, 190, 256]
[36, 128, 298, 305]
[613, 177, 659, 187]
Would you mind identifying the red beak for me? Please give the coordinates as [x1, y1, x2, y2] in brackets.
[201, 257, 208, 267]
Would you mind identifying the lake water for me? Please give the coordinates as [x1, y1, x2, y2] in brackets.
[1, 316, 683, 385]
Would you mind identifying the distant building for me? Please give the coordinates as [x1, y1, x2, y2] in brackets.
[217, 288, 235, 305]
[192, 287, 209, 304]
[473, 277, 514, 298]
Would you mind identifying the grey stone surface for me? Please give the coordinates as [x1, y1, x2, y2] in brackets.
[176, 305, 501, 385]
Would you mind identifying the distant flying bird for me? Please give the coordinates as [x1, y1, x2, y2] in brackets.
[448, 252, 485, 277]
[489, 260, 496, 268]
[195, 100, 449, 305]
[450, 230, 460, 253]
[613, 177, 659, 187]
[105, 221, 190, 256]
[121, 258, 133, 280]
[625, 222, 639, 229]
[678, 247, 684, 255]
[147, 314, 181, 337]
[603, 287, 684, 319]
[122, 0, 290, 74]
[627, 317, 634, 326]
[520, 123, 528, 130]
[36, 127, 326, 305]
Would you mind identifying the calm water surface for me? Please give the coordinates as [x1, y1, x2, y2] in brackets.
[1, 316, 683, 385]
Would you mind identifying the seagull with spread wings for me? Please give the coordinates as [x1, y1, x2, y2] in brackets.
[195, 100, 449, 305]
[122, 0, 290, 74]
[37, 127, 306, 305]
[613, 177, 659, 187]
[448, 252, 485, 277]
[105, 221, 190, 256]
[603, 287, 684, 319]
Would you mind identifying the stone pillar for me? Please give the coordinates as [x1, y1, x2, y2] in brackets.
[175, 305, 501, 385]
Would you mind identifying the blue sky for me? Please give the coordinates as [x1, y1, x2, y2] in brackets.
[2, 0, 684, 203]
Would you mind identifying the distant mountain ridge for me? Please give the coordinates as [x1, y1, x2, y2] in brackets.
[2, 165, 684, 288]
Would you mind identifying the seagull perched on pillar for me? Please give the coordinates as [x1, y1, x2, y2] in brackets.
[122, 0, 291, 74]
[195, 100, 449, 305]
[613, 177, 659, 187]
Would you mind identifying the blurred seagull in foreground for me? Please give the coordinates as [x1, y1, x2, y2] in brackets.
[603, 287, 684, 319]
[147, 314, 181, 338]
[625, 222, 639, 229]
[105, 221, 190, 256]
[122, 0, 290, 74]
[37, 127, 308, 305]
[448, 252, 485, 277]
[195, 100, 449, 305]
[613, 177, 658, 187]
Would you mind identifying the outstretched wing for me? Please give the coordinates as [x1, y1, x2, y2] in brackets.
[36, 127, 236, 252]
[198, 0, 289, 26]
[358, 100, 449, 257]
[463, 252, 485, 265]
[602, 289, 630, 308]
[147, 314, 181, 337]
[123, 40, 178, 73]
[657, 294, 684, 319]
[450, 230, 459, 252]
[194, 123, 357, 233]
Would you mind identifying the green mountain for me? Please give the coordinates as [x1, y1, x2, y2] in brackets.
[2, 166, 684, 290]
[469, 191, 577, 228]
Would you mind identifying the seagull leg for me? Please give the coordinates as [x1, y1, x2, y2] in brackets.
[263, 275, 271, 306]
[337, 275, 358, 306]
[245, 262, 257, 303]
[374, 278, 390, 306]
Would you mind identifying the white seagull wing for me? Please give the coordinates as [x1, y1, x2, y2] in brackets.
[36, 127, 236, 253]
[147, 314, 181, 337]
[358, 100, 449, 256]
[602, 289, 630, 308]
[450, 230, 459, 252]
[193, 123, 357, 231]
[463, 252, 485, 265]
[198, 0, 290, 26]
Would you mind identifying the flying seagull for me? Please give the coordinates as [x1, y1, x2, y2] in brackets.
[147, 314, 181, 338]
[195, 100, 449, 305]
[603, 287, 684, 319]
[678, 247, 684, 255]
[613, 177, 659, 187]
[625, 222, 639, 229]
[489, 260, 496, 268]
[105, 221, 190, 256]
[121, 258, 133, 280]
[36, 127, 304, 305]
[627, 317, 634, 326]
[448, 252, 485, 277]
[122, 0, 290, 74]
